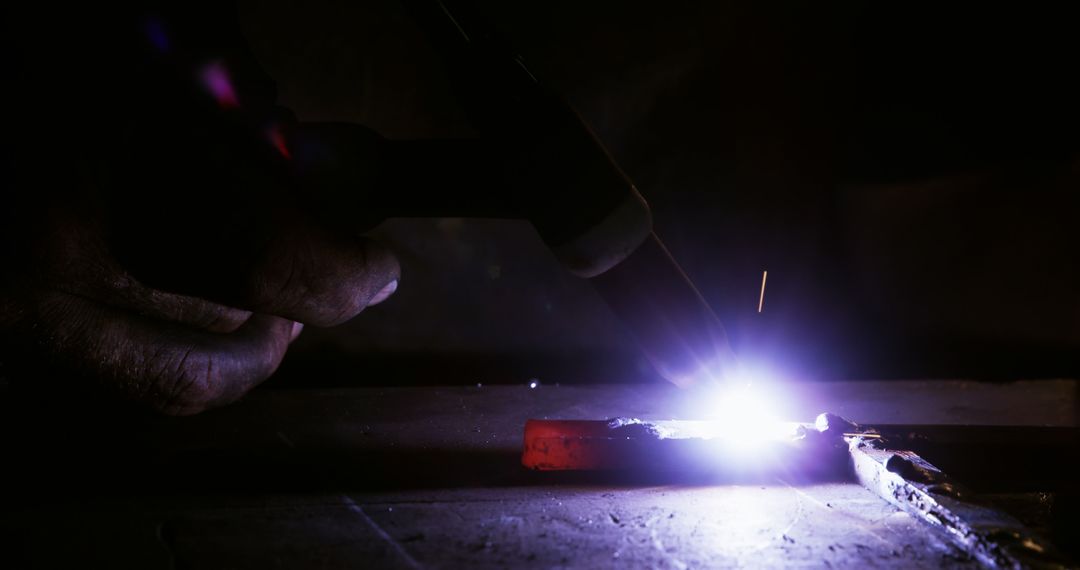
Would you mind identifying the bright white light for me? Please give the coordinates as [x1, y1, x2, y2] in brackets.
[528, 380, 538, 389]
[699, 382, 795, 452]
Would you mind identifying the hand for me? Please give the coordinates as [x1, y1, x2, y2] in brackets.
[0, 182, 398, 416]
[1, 10, 399, 415]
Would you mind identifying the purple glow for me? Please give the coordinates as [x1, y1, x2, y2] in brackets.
[200, 61, 239, 108]
[144, 17, 169, 52]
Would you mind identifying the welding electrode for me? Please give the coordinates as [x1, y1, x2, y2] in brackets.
[303, 0, 738, 387]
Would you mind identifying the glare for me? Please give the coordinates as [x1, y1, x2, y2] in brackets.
[711, 383, 784, 448]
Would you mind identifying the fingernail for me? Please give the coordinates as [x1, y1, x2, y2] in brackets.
[290, 321, 304, 341]
[368, 279, 398, 306]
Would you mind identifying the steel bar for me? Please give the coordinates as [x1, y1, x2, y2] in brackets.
[847, 431, 1069, 569]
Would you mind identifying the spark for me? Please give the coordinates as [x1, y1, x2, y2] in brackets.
[758, 270, 768, 313]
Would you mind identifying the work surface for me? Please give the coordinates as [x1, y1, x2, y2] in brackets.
[3, 380, 1077, 569]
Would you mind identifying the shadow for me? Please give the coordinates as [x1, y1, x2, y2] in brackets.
[6, 444, 856, 502]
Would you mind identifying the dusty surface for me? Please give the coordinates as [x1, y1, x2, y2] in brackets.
[341, 485, 981, 569]
[2, 380, 1076, 568]
[11, 485, 979, 569]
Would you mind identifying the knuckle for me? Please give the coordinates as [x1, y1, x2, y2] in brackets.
[147, 347, 220, 416]
[249, 242, 313, 316]
[253, 240, 370, 326]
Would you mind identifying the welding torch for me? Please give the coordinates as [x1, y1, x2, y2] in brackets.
[298, 0, 738, 387]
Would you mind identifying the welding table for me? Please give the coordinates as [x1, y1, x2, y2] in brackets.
[2, 380, 1077, 568]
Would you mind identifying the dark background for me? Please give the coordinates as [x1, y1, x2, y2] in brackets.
[241, 1, 1073, 384]
[1, 7, 1078, 566]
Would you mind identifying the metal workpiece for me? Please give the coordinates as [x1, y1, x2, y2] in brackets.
[521, 413, 1073, 567]
[6, 383, 1077, 568]
[520, 417, 850, 484]
[846, 431, 1069, 569]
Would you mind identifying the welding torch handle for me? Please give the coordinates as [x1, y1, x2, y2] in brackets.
[296, 125, 654, 277]
[295, 128, 737, 385]
[307, 0, 739, 386]
[396, 0, 657, 277]
[295, 133, 523, 228]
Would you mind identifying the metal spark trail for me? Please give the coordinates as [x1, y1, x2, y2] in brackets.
[758, 270, 768, 313]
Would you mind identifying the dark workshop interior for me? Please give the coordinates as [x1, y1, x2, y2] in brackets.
[2, 1, 1079, 568]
